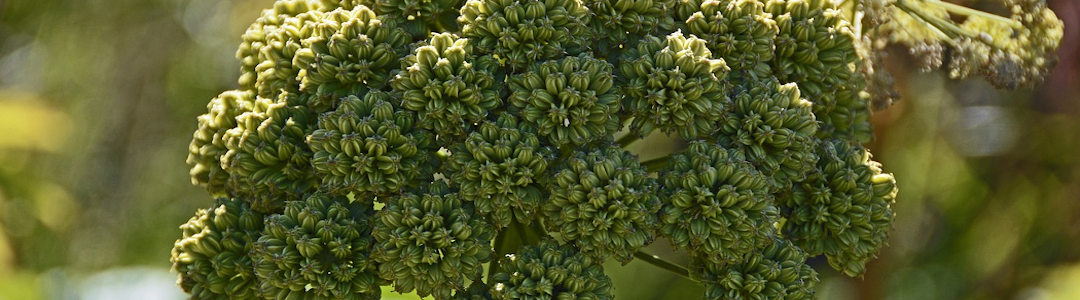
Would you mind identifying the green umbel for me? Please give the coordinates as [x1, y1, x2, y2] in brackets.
[447, 113, 552, 228]
[779, 139, 897, 277]
[490, 240, 614, 300]
[659, 140, 778, 265]
[252, 193, 383, 300]
[543, 144, 661, 263]
[308, 91, 438, 197]
[172, 198, 265, 300]
[372, 181, 495, 299]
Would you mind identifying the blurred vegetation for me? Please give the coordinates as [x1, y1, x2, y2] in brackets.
[0, 0, 1078, 299]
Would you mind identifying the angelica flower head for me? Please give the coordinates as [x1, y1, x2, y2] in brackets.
[174, 0, 1063, 298]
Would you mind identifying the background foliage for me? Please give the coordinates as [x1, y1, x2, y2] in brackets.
[0, 0, 1078, 299]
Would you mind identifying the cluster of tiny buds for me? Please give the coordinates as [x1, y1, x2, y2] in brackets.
[175, 0, 1059, 299]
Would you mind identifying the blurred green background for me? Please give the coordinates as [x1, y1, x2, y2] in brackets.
[1, 0, 1078, 299]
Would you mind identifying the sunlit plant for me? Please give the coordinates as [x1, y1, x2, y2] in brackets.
[173, 0, 1062, 299]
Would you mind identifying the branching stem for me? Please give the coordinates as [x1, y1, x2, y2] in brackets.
[616, 133, 642, 148]
[641, 156, 669, 172]
[633, 250, 695, 282]
[923, 0, 1022, 29]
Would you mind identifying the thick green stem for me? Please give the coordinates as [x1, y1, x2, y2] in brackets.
[489, 223, 524, 283]
[634, 251, 695, 282]
[640, 156, 670, 172]
[923, 0, 1022, 29]
[895, 0, 979, 41]
[616, 133, 642, 148]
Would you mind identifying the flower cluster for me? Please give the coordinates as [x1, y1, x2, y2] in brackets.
[172, 198, 264, 299]
[768, 0, 871, 143]
[251, 193, 383, 299]
[695, 238, 818, 300]
[619, 31, 731, 140]
[716, 77, 817, 187]
[447, 113, 552, 228]
[543, 144, 661, 263]
[887, 0, 1063, 89]
[779, 139, 898, 277]
[393, 32, 502, 137]
[187, 90, 256, 196]
[660, 140, 777, 265]
[490, 240, 614, 300]
[173, 0, 1061, 298]
[685, 0, 779, 79]
[372, 181, 495, 299]
[220, 95, 316, 213]
[508, 54, 621, 147]
[459, 0, 592, 69]
[307, 91, 437, 196]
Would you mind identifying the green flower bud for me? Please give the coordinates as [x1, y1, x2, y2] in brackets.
[447, 113, 553, 228]
[252, 193, 383, 300]
[685, 0, 779, 79]
[490, 240, 613, 300]
[509, 54, 622, 147]
[239, 8, 325, 99]
[220, 94, 317, 213]
[695, 238, 819, 300]
[673, 0, 705, 21]
[716, 77, 818, 188]
[372, 181, 495, 299]
[459, 0, 593, 69]
[172, 198, 264, 300]
[659, 140, 778, 265]
[188, 90, 256, 197]
[237, 0, 323, 94]
[294, 6, 413, 102]
[767, 0, 872, 143]
[779, 139, 897, 277]
[585, 0, 678, 51]
[308, 91, 438, 196]
[454, 281, 494, 300]
[619, 31, 731, 140]
[543, 144, 661, 263]
[392, 33, 502, 137]
[347, 0, 463, 38]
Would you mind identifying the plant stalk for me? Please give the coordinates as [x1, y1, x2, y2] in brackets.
[633, 250, 695, 282]
[640, 156, 669, 172]
[923, 0, 1022, 29]
[616, 133, 642, 147]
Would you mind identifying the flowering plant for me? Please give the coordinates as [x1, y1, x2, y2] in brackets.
[172, 0, 1062, 299]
